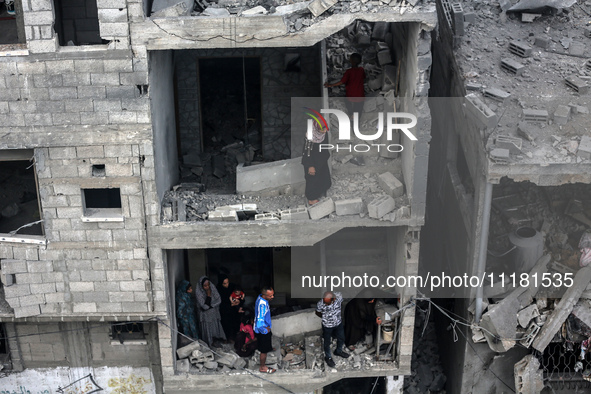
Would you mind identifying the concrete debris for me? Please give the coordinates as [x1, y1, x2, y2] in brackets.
[495, 135, 522, 154]
[532, 265, 591, 352]
[275, 1, 312, 15]
[465, 93, 498, 129]
[152, 0, 194, 16]
[241, 5, 268, 15]
[377, 172, 404, 198]
[308, 198, 335, 220]
[202, 7, 231, 16]
[508, 0, 577, 12]
[307, 0, 338, 17]
[517, 304, 539, 328]
[577, 136, 591, 160]
[152, 0, 193, 17]
[514, 355, 544, 394]
[479, 255, 550, 353]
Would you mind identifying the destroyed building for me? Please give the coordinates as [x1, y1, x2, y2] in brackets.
[0, 0, 437, 391]
[425, 0, 591, 393]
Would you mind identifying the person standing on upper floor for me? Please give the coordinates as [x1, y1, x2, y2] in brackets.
[324, 53, 366, 117]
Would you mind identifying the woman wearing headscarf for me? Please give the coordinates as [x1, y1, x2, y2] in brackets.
[176, 280, 199, 340]
[195, 276, 226, 345]
[344, 293, 382, 350]
[218, 275, 244, 341]
[302, 120, 331, 206]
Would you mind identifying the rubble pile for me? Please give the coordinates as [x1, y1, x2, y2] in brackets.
[487, 180, 591, 268]
[280, 341, 307, 370]
[175, 340, 248, 373]
[156, 0, 436, 25]
[404, 301, 447, 393]
[454, 0, 591, 165]
[161, 166, 410, 223]
[175, 332, 391, 375]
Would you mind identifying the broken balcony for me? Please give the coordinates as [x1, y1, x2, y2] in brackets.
[138, 0, 437, 51]
[148, 21, 431, 247]
[164, 226, 416, 391]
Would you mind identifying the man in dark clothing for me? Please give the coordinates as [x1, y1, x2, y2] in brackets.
[344, 296, 382, 349]
[316, 291, 349, 368]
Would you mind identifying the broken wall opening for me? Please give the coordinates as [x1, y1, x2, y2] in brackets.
[172, 46, 321, 195]
[53, 0, 107, 46]
[168, 227, 406, 374]
[0, 151, 43, 236]
[323, 21, 423, 202]
[487, 178, 591, 276]
[198, 57, 262, 154]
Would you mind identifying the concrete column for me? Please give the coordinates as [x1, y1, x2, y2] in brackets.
[386, 376, 404, 393]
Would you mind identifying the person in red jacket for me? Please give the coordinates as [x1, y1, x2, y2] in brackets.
[324, 53, 366, 118]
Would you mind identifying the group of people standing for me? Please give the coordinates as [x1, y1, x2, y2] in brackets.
[176, 277, 275, 372]
[176, 276, 248, 346]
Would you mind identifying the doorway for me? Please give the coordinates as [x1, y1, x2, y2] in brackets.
[198, 57, 262, 152]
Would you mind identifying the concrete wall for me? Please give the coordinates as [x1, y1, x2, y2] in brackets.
[391, 22, 432, 220]
[0, 365, 156, 393]
[422, 2, 491, 392]
[0, 46, 164, 318]
[149, 50, 179, 203]
[174, 46, 321, 160]
[15, 322, 155, 368]
[272, 308, 321, 338]
[15, 0, 134, 53]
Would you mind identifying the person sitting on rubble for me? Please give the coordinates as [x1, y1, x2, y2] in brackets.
[302, 120, 331, 206]
[235, 311, 257, 357]
[254, 286, 276, 373]
[195, 276, 227, 346]
[344, 291, 382, 351]
[316, 291, 350, 368]
[324, 53, 366, 117]
[176, 280, 199, 340]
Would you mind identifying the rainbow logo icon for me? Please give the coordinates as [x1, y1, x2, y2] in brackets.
[303, 107, 329, 132]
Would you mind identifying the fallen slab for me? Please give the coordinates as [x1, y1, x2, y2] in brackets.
[514, 354, 544, 394]
[532, 265, 591, 352]
[479, 255, 550, 352]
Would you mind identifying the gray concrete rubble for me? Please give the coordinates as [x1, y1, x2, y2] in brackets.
[514, 355, 543, 394]
[161, 156, 411, 223]
[173, 331, 396, 376]
[453, 0, 591, 171]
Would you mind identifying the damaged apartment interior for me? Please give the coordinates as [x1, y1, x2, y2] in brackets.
[0, 0, 589, 392]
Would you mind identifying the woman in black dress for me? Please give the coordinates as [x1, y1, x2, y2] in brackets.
[302, 121, 331, 205]
[218, 275, 243, 342]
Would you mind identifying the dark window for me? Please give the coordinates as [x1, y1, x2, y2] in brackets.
[91, 164, 106, 177]
[83, 188, 122, 209]
[53, 0, 107, 46]
[0, 155, 43, 236]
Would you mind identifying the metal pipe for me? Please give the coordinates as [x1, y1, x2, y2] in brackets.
[475, 181, 493, 323]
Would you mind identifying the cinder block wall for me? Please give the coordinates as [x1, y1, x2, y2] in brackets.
[15, 322, 155, 369]
[0, 45, 167, 318]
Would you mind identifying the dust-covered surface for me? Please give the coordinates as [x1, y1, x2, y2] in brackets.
[454, 0, 591, 167]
